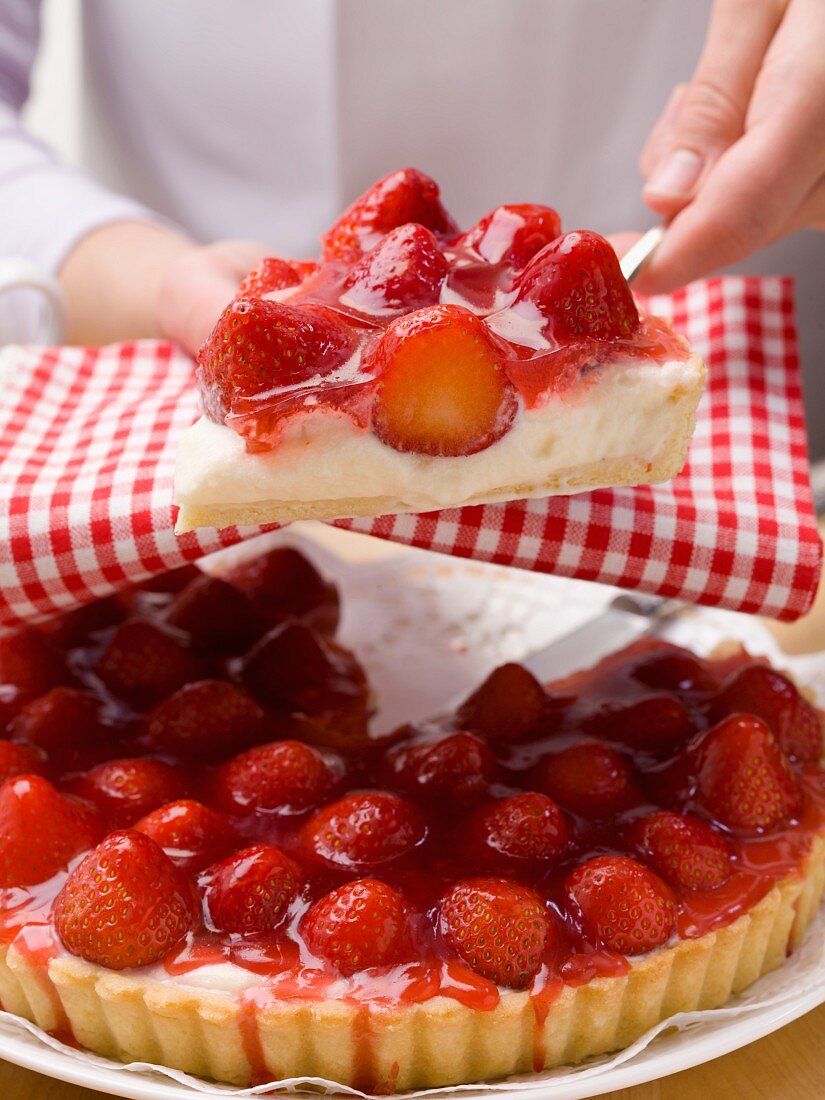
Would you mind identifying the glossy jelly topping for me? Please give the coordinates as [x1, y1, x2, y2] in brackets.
[0, 546, 823, 1054]
[196, 168, 689, 455]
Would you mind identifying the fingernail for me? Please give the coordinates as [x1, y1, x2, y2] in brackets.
[646, 148, 703, 199]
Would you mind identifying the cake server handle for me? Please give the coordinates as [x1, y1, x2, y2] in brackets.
[620, 225, 666, 284]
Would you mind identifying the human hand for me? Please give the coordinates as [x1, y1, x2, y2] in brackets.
[632, 0, 825, 294]
[156, 239, 268, 357]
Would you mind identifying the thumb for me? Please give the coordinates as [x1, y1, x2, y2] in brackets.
[642, 0, 784, 218]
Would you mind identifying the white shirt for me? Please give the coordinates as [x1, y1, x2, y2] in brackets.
[1, 0, 823, 452]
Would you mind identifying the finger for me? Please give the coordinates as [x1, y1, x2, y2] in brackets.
[785, 174, 825, 234]
[605, 231, 643, 259]
[643, 0, 786, 217]
[633, 106, 824, 293]
[639, 84, 687, 181]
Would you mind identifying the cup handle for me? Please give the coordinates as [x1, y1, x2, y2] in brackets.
[0, 258, 68, 344]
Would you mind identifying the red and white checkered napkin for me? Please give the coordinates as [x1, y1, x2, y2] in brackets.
[0, 275, 821, 628]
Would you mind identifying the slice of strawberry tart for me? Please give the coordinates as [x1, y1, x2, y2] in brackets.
[174, 168, 705, 531]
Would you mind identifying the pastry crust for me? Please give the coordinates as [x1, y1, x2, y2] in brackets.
[1, 832, 822, 1092]
[174, 355, 706, 532]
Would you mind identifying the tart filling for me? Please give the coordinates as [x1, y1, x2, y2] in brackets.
[174, 169, 705, 530]
[0, 546, 822, 1090]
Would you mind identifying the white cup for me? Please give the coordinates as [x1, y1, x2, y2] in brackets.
[0, 258, 68, 344]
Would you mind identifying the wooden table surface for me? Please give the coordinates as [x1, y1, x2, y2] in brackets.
[3, 525, 824, 1100]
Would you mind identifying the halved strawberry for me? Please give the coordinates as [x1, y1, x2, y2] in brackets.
[462, 792, 569, 868]
[203, 844, 303, 934]
[514, 230, 639, 342]
[300, 878, 412, 975]
[535, 741, 640, 817]
[586, 694, 695, 752]
[384, 731, 498, 806]
[321, 168, 457, 263]
[692, 715, 801, 832]
[439, 877, 550, 989]
[197, 299, 357, 438]
[71, 757, 187, 828]
[629, 811, 732, 892]
[564, 855, 676, 955]
[0, 775, 99, 886]
[455, 663, 548, 743]
[134, 799, 237, 871]
[342, 223, 448, 313]
[163, 575, 265, 654]
[236, 257, 305, 299]
[237, 622, 370, 745]
[0, 628, 68, 719]
[368, 304, 516, 457]
[300, 790, 426, 871]
[9, 687, 107, 769]
[98, 621, 200, 708]
[146, 680, 267, 759]
[53, 831, 198, 969]
[456, 204, 562, 270]
[709, 664, 823, 763]
[0, 741, 46, 783]
[212, 740, 340, 815]
[223, 547, 340, 636]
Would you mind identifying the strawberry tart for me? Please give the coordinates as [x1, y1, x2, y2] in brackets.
[174, 169, 706, 531]
[0, 546, 822, 1092]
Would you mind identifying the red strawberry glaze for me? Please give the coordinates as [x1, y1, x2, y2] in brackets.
[1, 562, 823, 1062]
[197, 172, 691, 455]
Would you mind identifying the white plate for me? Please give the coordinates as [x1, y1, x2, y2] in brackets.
[1, 531, 823, 1099]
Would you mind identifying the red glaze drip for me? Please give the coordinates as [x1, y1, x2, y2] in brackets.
[236, 990, 270, 1087]
[12, 923, 75, 1044]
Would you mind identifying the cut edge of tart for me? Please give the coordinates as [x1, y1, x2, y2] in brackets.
[0, 834, 822, 1091]
[173, 169, 706, 532]
[174, 351, 705, 530]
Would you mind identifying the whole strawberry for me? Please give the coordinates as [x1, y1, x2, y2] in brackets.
[0, 741, 46, 784]
[235, 257, 305, 299]
[384, 731, 498, 806]
[301, 790, 426, 871]
[514, 230, 639, 342]
[322, 167, 457, 263]
[342, 223, 448, 313]
[197, 299, 356, 441]
[535, 741, 640, 817]
[692, 715, 802, 832]
[53, 831, 198, 969]
[71, 757, 186, 828]
[213, 740, 340, 815]
[134, 799, 237, 871]
[709, 664, 823, 763]
[629, 811, 732, 892]
[301, 878, 411, 975]
[146, 680, 267, 760]
[223, 546, 340, 636]
[163, 575, 265, 654]
[456, 663, 548, 743]
[565, 855, 676, 955]
[439, 877, 550, 988]
[0, 628, 68, 720]
[456, 203, 562, 270]
[0, 775, 99, 887]
[461, 792, 569, 868]
[9, 687, 105, 768]
[586, 694, 694, 752]
[204, 844, 303, 934]
[98, 621, 200, 708]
